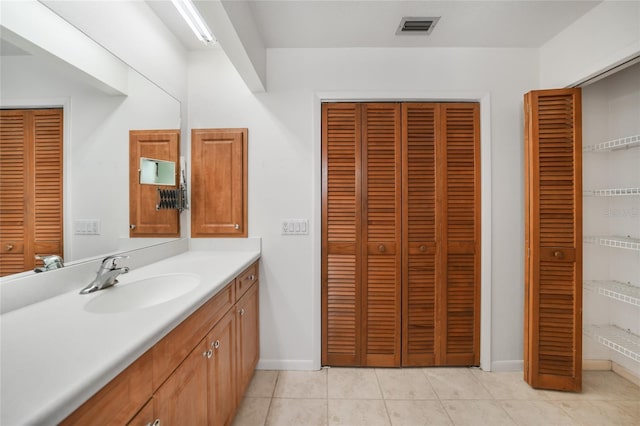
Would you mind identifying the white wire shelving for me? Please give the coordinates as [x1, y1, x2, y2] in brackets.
[584, 236, 640, 251]
[584, 324, 640, 363]
[583, 134, 640, 152]
[583, 187, 640, 197]
[584, 280, 640, 307]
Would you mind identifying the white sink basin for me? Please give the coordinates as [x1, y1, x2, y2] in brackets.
[84, 273, 200, 314]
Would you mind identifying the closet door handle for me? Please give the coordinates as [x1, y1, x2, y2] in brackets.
[553, 250, 564, 259]
[378, 244, 386, 253]
[419, 245, 426, 252]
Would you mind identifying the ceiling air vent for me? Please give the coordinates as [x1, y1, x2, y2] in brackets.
[396, 17, 440, 35]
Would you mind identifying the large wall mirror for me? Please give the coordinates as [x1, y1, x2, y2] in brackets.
[0, 9, 181, 277]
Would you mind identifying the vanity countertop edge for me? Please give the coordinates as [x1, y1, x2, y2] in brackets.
[0, 249, 261, 425]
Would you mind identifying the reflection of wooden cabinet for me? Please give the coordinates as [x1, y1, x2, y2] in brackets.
[129, 130, 180, 238]
[191, 128, 247, 237]
[63, 261, 260, 425]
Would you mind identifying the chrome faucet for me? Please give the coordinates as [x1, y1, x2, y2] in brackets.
[80, 255, 130, 294]
[34, 255, 64, 273]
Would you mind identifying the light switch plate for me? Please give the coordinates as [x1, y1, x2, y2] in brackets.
[74, 219, 101, 235]
[282, 219, 309, 235]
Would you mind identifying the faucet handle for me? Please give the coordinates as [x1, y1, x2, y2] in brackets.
[101, 254, 130, 269]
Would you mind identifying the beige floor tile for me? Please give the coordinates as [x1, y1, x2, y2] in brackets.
[558, 400, 639, 426]
[442, 400, 516, 426]
[274, 370, 327, 399]
[266, 398, 327, 426]
[328, 399, 390, 426]
[233, 397, 271, 426]
[385, 400, 453, 426]
[328, 368, 382, 399]
[500, 400, 577, 426]
[610, 400, 640, 419]
[470, 370, 550, 400]
[376, 368, 437, 400]
[246, 370, 279, 398]
[424, 368, 492, 400]
[546, 371, 640, 401]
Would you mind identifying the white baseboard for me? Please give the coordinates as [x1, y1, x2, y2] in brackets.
[257, 359, 319, 371]
[491, 360, 523, 372]
[612, 362, 640, 387]
[582, 359, 612, 370]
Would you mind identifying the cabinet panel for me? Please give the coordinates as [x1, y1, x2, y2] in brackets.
[129, 130, 180, 237]
[236, 282, 259, 401]
[207, 310, 236, 426]
[154, 339, 208, 425]
[237, 261, 259, 300]
[191, 128, 247, 237]
[524, 88, 582, 392]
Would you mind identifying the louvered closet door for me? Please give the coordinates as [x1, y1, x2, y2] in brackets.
[524, 89, 582, 392]
[362, 103, 402, 366]
[322, 103, 362, 366]
[0, 109, 63, 276]
[402, 104, 438, 366]
[439, 104, 481, 365]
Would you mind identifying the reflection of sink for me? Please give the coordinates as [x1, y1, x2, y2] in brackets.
[84, 273, 200, 314]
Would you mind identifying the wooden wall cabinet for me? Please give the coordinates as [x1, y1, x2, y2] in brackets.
[191, 128, 248, 237]
[129, 130, 180, 238]
[63, 260, 260, 426]
[524, 88, 582, 392]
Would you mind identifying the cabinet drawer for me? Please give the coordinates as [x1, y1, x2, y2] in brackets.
[236, 261, 259, 300]
[152, 281, 235, 388]
[62, 351, 153, 426]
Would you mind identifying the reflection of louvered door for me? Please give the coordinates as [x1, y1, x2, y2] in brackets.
[323, 102, 480, 367]
[524, 89, 582, 392]
[0, 109, 63, 277]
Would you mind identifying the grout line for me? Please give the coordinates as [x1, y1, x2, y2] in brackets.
[373, 369, 394, 426]
[262, 371, 280, 426]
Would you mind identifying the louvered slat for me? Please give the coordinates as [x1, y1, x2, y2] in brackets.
[362, 104, 401, 366]
[524, 89, 582, 392]
[322, 103, 361, 365]
[441, 103, 480, 365]
[402, 104, 437, 365]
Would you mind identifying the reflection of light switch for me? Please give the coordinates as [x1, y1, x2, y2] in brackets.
[74, 219, 101, 235]
[281, 219, 309, 235]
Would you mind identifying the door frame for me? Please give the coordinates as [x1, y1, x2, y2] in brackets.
[312, 91, 493, 371]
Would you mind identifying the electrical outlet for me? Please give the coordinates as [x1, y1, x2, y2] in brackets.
[281, 219, 309, 235]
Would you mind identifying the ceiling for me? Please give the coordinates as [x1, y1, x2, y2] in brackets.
[148, 0, 602, 51]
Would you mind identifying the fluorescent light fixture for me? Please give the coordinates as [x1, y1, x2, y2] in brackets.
[171, 0, 215, 44]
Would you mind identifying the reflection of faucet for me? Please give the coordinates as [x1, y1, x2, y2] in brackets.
[80, 255, 130, 294]
[34, 255, 64, 273]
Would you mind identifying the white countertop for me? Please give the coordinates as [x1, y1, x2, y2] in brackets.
[0, 249, 260, 425]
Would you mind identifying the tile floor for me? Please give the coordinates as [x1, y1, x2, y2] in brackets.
[232, 368, 640, 426]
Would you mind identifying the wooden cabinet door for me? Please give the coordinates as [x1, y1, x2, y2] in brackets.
[236, 282, 259, 401]
[402, 103, 438, 366]
[207, 310, 236, 426]
[361, 103, 402, 366]
[439, 103, 481, 366]
[129, 130, 180, 237]
[154, 339, 208, 425]
[0, 109, 63, 276]
[321, 103, 362, 366]
[524, 88, 582, 392]
[191, 128, 247, 237]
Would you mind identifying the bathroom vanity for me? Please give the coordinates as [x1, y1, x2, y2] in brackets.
[0, 248, 260, 425]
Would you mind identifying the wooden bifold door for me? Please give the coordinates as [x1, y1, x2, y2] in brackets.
[321, 102, 480, 367]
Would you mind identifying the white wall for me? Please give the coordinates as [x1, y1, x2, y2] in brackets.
[189, 46, 538, 369]
[1, 54, 181, 262]
[540, 1, 640, 88]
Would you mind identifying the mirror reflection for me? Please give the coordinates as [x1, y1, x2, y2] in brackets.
[140, 158, 177, 186]
[0, 26, 181, 277]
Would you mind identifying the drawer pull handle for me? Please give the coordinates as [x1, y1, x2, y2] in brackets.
[239, 308, 246, 316]
[248, 274, 255, 281]
[212, 339, 220, 349]
[235, 224, 240, 230]
[203, 349, 213, 359]
[553, 250, 564, 259]
[419, 245, 426, 252]
[378, 244, 386, 252]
